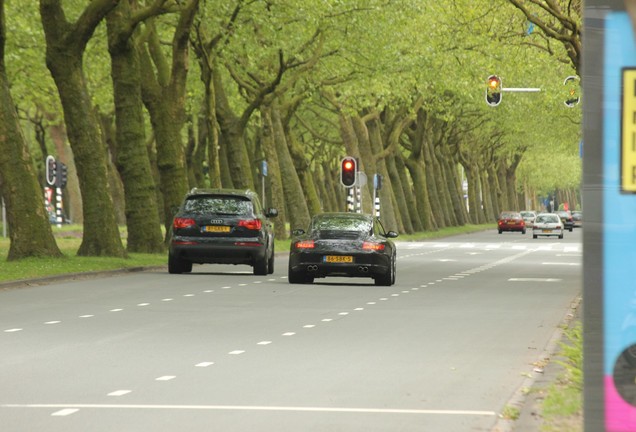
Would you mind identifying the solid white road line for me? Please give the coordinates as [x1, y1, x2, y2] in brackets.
[6, 403, 496, 417]
[509, 278, 562, 282]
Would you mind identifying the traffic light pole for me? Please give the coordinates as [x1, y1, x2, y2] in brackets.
[501, 87, 541, 92]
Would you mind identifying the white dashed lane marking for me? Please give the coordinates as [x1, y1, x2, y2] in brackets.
[155, 376, 176, 381]
[108, 390, 131, 397]
[195, 362, 214, 367]
[51, 408, 79, 416]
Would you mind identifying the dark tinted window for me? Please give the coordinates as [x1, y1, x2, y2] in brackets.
[184, 196, 253, 215]
[311, 215, 372, 233]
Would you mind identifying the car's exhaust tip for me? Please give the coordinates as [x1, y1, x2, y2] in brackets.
[358, 266, 369, 273]
[307, 265, 318, 272]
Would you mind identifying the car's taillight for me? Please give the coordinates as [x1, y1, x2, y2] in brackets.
[295, 240, 315, 249]
[238, 219, 262, 230]
[362, 242, 385, 251]
[173, 217, 195, 229]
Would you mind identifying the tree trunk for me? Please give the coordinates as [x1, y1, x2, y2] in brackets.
[212, 61, 255, 191]
[271, 105, 310, 230]
[139, 2, 199, 236]
[106, 2, 164, 253]
[260, 106, 288, 238]
[40, 0, 125, 257]
[0, 0, 62, 259]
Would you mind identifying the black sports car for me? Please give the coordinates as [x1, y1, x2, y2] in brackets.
[288, 212, 398, 285]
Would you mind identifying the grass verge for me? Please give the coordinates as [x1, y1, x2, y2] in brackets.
[0, 223, 493, 284]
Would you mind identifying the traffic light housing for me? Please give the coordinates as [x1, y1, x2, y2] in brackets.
[486, 75, 502, 107]
[563, 75, 580, 108]
[340, 157, 357, 187]
[57, 163, 68, 188]
[45, 156, 57, 186]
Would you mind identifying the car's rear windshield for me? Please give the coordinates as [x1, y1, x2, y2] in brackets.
[536, 215, 558, 223]
[184, 196, 253, 215]
[311, 216, 372, 232]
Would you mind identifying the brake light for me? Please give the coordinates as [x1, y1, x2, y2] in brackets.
[238, 219, 262, 230]
[295, 240, 315, 249]
[363, 242, 385, 251]
[173, 217, 195, 229]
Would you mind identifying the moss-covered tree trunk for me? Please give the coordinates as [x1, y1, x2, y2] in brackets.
[260, 106, 288, 238]
[139, 2, 199, 236]
[106, 1, 163, 253]
[367, 118, 400, 232]
[0, 0, 62, 260]
[40, 0, 125, 257]
[271, 105, 310, 230]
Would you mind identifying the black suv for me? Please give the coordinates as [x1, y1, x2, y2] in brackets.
[168, 188, 278, 275]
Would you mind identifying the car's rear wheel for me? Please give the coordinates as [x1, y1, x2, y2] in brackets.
[559, 234, 564, 239]
[288, 262, 313, 284]
[267, 247, 275, 274]
[168, 253, 192, 274]
[254, 256, 268, 275]
[498, 229, 502, 234]
[533, 234, 538, 239]
[522, 229, 526, 234]
[375, 259, 394, 286]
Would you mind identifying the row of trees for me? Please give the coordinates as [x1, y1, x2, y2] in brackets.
[0, 0, 581, 261]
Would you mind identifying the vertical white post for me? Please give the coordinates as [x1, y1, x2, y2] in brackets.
[55, 187, 63, 228]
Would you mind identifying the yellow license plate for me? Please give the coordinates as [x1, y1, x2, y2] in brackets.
[542, 229, 552, 233]
[324, 255, 353, 263]
[205, 225, 230, 233]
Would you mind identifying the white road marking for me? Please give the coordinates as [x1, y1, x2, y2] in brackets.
[253, 281, 262, 284]
[379, 298, 388, 301]
[338, 312, 349, 316]
[322, 319, 333, 322]
[108, 390, 131, 396]
[44, 321, 61, 325]
[257, 341, 272, 345]
[51, 408, 79, 416]
[367, 302, 376, 305]
[564, 246, 580, 252]
[282, 332, 296, 336]
[239, 284, 247, 286]
[411, 288, 419, 291]
[436, 280, 443, 282]
[203, 290, 214, 293]
[468, 252, 481, 255]
[4, 328, 22, 333]
[155, 376, 176, 381]
[391, 294, 399, 297]
[541, 262, 580, 266]
[11, 403, 497, 417]
[222, 286, 231, 289]
[509, 278, 562, 282]
[79, 315, 94, 318]
[195, 362, 214, 367]
[354, 308, 365, 311]
[303, 325, 316, 328]
[267, 279, 276, 282]
[229, 350, 245, 355]
[138, 303, 150, 306]
[110, 309, 123, 312]
[162, 298, 173, 302]
[557, 254, 582, 257]
[184, 294, 195, 297]
[438, 259, 455, 262]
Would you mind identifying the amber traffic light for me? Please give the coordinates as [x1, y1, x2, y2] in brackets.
[486, 75, 502, 107]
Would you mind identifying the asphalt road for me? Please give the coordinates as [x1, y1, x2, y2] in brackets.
[0, 228, 582, 432]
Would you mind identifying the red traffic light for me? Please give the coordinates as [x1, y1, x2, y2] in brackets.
[340, 157, 357, 187]
[486, 74, 502, 107]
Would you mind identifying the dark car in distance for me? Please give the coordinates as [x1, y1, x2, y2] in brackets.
[288, 212, 398, 286]
[497, 211, 526, 234]
[168, 188, 277, 275]
[555, 210, 574, 232]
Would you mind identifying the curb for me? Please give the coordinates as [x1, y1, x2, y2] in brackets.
[0, 265, 167, 291]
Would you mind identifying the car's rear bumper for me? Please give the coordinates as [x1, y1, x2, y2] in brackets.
[289, 252, 391, 278]
[170, 237, 267, 265]
[533, 229, 563, 236]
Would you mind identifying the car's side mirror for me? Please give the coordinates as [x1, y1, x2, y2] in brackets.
[266, 208, 278, 218]
[292, 228, 305, 236]
[386, 231, 398, 238]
